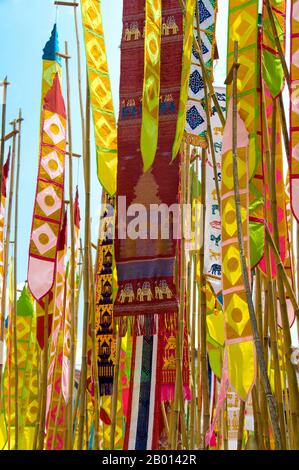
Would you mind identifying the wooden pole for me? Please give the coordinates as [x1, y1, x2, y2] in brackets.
[62, 41, 77, 449]
[77, 75, 91, 450]
[12, 111, 23, 449]
[232, 41, 282, 450]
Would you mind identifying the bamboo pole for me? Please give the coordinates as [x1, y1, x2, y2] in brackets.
[199, 147, 209, 448]
[37, 294, 49, 450]
[0, 123, 17, 395]
[61, 41, 77, 449]
[12, 111, 23, 449]
[77, 76, 91, 450]
[33, 348, 42, 450]
[232, 41, 282, 450]
[261, 80, 299, 449]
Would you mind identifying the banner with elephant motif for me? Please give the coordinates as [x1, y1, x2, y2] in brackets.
[204, 87, 225, 296]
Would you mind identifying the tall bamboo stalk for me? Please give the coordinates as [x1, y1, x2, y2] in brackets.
[13, 111, 22, 449]
[77, 76, 91, 450]
[232, 41, 282, 450]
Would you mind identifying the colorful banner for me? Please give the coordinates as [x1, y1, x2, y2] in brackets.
[0, 286, 36, 449]
[81, 0, 118, 196]
[185, 0, 218, 148]
[221, 103, 255, 401]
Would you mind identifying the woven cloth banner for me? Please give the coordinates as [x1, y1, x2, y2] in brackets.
[204, 87, 225, 296]
[114, 0, 183, 333]
[81, 0, 118, 196]
[290, 0, 299, 222]
[185, 0, 218, 148]
[28, 25, 66, 350]
[221, 103, 255, 401]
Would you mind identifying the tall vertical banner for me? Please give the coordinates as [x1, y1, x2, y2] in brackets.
[0, 151, 10, 325]
[81, 0, 118, 196]
[290, 0, 299, 221]
[27, 25, 66, 348]
[204, 87, 226, 296]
